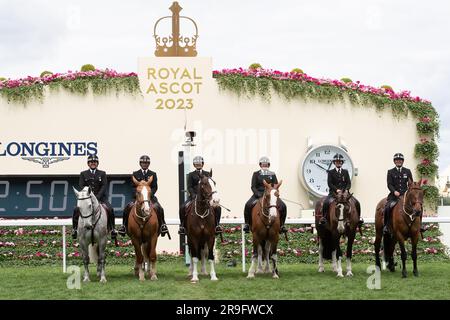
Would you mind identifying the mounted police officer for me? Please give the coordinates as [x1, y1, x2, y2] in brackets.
[383, 153, 420, 235]
[320, 153, 363, 227]
[243, 156, 287, 234]
[72, 155, 117, 239]
[117, 155, 169, 237]
[178, 156, 223, 235]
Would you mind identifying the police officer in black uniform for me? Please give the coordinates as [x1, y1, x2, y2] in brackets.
[320, 154, 363, 227]
[383, 153, 415, 235]
[117, 155, 169, 237]
[243, 157, 287, 234]
[178, 156, 223, 235]
[72, 155, 117, 239]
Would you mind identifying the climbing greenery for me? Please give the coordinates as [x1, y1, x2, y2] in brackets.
[80, 64, 96, 72]
[213, 72, 440, 208]
[0, 75, 140, 105]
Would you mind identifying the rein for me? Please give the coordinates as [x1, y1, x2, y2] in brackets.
[401, 188, 423, 226]
[194, 195, 211, 219]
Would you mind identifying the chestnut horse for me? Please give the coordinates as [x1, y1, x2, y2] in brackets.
[128, 176, 159, 281]
[186, 170, 220, 283]
[374, 181, 424, 278]
[247, 180, 282, 279]
[315, 190, 359, 277]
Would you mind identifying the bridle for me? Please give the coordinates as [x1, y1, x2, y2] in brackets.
[402, 186, 423, 224]
[194, 178, 217, 219]
[259, 189, 279, 225]
[134, 199, 153, 222]
[76, 193, 102, 245]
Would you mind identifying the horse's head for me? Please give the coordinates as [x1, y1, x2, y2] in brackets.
[198, 169, 220, 208]
[262, 179, 282, 221]
[406, 180, 424, 217]
[332, 190, 352, 234]
[132, 176, 153, 217]
[73, 186, 98, 229]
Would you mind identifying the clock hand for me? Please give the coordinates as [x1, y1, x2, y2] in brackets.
[315, 163, 328, 171]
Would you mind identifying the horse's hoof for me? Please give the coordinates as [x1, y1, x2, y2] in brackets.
[100, 278, 107, 283]
[191, 279, 199, 284]
[255, 270, 263, 274]
[337, 273, 344, 278]
[83, 278, 90, 283]
[402, 273, 407, 278]
[272, 274, 279, 279]
[318, 267, 325, 273]
[413, 270, 419, 277]
[247, 274, 255, 279]
[150, 275, 158, 281]
[346, 271, 353, 277]
[211, 276, 219, 281]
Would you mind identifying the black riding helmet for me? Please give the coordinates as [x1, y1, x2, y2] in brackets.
[332, 153, 345, 163]
[393, 153, 404, 161]
[87, 154, 99, 163]
[139, 155, 150, 164]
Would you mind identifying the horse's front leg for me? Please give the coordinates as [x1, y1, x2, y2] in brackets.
[190, 245, 200, 283]
[318, 238, 325, 273]
[208, 239, 218, 281]
[397, 235, 408, 278]
[201, 243, 208, 275]
[256, 244, 264, 274]
[332, 245, 343, 277]
[149, 233, 158, 281]
[346, 231, 355, 277]
[411, 232, 419, 277]
[264, 241, 271, 273]
[98, 235, 107, 283]
[247, 241, 259, 279]
[80, 242, 90, 282]
[270, 242, 279, 279]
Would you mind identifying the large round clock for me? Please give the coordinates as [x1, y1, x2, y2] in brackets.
[300, 145, 354, 198]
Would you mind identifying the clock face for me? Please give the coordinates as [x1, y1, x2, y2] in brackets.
[300, 145, 354, 198]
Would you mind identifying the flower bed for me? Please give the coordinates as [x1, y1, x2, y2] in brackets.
[0, 224, 447, 267]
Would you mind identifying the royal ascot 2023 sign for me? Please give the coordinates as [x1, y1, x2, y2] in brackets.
[138, 2, 213, 110]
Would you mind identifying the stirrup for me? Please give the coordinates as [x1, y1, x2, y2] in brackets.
[178, 226, 186, 235]
[160, 224, 168, 235]
[118, 225, 127, 236]
[243, 224, 250, 233]
[280, 225, 288, 234]
[71, 229, 77, 239]
[111, 229, 117, 239]
[215, 225, 223, 234]
[319, 217, 327, 226]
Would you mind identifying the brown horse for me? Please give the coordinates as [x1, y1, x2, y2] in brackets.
[247, 180, 282, 279]
[374, 180, 424, 278]
[186, 170, 220, 283]
[127, 176, 159, 281]
[315, 190, 359, 277]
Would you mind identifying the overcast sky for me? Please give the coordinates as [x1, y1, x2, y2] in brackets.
[1, 0, 449, 176]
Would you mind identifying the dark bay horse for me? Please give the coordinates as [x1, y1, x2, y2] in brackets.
[128, 176, 159, 281]
[247, 180, 282, 279]
[374, 181, 424, 278]
[315, 190, 359, 277]
[186, 170, 220, 283]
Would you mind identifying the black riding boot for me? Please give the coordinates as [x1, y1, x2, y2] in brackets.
[243, 203, 252, 233]
[108, 209, 117, 240]
[72, 207, 80, 239]
[118, 202, 133, 236]
[383, 205, 391, 235]
[215, 206, 223, 234]
[178, 203, 186, 235]
[320, 199, 330, 226]
[278, 201, 288, 234]
[355, 200, 364, 227]
[156, 206, 169, 237]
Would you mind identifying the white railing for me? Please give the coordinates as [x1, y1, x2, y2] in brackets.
[1, 217, 450, 273]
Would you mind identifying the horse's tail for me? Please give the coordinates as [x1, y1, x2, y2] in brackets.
[88, 243, 98, 263]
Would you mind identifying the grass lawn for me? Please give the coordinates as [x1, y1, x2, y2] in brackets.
[1, 262, 449, 300]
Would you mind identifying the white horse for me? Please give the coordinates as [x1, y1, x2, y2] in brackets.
[73, 186, 109, 283]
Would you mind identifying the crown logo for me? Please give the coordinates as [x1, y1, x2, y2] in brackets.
[154, 2, 198, 57]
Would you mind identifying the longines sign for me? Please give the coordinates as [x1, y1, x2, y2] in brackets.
[0, 141, 98, 168]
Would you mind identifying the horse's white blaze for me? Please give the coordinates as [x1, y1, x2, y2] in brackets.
[269, 189, 277, 219]
[208, 178, 220, 207]
[142, 185, 150, 212]
[337, 204, 345, 234]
